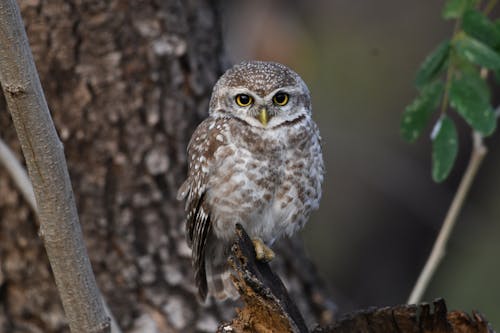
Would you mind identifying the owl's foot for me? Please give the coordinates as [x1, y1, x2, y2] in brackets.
[252, 238, 275, 262]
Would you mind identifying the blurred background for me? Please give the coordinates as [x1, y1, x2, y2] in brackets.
[221, 0, 500, 321]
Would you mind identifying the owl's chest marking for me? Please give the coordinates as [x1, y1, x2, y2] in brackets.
[207, 117, 323, 242]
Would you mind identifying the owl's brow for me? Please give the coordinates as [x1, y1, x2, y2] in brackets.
[228, 86, 302, 101]
[229, 87, 256, 95]
[228, 87, 264, 101]
[263, 86, 300, 99]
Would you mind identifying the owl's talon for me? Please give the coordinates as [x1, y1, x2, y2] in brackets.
[252, 238, 275, 262]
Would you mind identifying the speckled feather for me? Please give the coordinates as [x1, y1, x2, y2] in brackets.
[177, 61, 324, 300]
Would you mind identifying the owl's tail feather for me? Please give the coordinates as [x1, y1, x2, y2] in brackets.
[205, 241, 239, 301]
[206, 264, 239, 300]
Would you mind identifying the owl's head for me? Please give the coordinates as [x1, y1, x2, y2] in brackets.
[209, 61, 311, 128]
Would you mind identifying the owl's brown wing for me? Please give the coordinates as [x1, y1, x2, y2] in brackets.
[177, 117, 227, 300]
[185, 191, 211, 299]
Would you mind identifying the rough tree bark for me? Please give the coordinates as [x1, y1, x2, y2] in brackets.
[0, 1, 335, 332]
[0, 0, 111, 332]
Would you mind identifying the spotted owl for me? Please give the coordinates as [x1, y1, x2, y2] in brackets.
[177, 61, 324, 301]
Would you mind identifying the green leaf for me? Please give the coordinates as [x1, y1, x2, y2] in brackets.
[415, 41, 450, 89]
[432, 116, 458, 182]
[442, 0, 475, 19]
[462, 10, 500, 50]
[454, 33, 500, 69]
[401, 81, 444, 142]
[449, 70, 496, 135]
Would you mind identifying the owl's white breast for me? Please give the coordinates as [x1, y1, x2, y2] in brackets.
[207, 116, 324, 243]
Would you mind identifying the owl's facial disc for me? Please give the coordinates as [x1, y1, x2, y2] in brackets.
[212, 84, 309, 129]
[209, 61, 312, 129]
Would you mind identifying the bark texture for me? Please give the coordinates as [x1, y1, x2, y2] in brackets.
[0, 1, 110, 331]
[0, 1, 334, 332]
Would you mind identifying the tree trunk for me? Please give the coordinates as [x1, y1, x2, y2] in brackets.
[0, 1, 334, 332]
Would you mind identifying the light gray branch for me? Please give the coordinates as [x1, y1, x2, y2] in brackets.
[0, 138, 36, 212]
[0, 1, 110, 332]
[407, 131, 487, 304]
[0, 138, 122, 332]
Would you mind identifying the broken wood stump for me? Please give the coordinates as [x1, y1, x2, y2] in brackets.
[218, 225, 495, 333]
[218, 224, 308, 333]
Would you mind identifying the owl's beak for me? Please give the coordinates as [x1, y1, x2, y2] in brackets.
[258, 108, 269, 126]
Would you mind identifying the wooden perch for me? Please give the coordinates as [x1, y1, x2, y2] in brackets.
[218, 224, 309, 333]
[220, 225, 495, 333]
[314, 299, 494, 333]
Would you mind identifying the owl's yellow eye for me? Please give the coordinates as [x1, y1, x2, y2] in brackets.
[273, 92, 289, 106]
[235, 94, 253, 107]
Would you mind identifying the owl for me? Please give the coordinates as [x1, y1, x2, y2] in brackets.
[177, 61, 324, 301]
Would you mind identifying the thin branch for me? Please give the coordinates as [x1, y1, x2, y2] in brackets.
[439, 19, 461, 117]
[408, 67, 492, 304]
[0, 140, 122, 332]
[0, 1, 110, 332]
[0, 138, 36, 212]
[484, 0, 498, 15]
[408, 131, 487, 304]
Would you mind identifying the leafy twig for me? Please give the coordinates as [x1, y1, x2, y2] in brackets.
[405, 0, 499, 303]
[440, 17, 461, 117]
[408, 131, 487, 304]
[408, 65, 492, 304]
